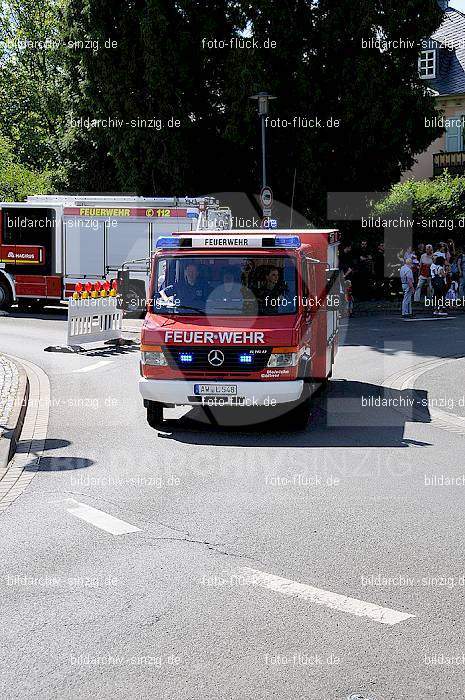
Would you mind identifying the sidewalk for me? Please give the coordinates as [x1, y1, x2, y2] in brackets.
[353, 300, 465, 316]
[0, 355, 28, 473]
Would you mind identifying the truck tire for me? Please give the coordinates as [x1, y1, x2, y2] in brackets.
[146, 401, 163, 429]
[0, 278, 13, 311]
[281, 384, 312, 431]
[283, 398, 311, 431]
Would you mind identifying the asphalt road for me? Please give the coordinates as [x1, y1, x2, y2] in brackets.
[1, 308, 465, 700]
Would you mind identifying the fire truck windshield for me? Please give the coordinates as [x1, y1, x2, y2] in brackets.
[154, 255, 298, 315]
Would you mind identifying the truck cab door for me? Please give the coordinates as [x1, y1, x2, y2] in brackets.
[326, 266, 342, 342]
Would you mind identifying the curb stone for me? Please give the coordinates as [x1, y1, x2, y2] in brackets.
[0, 356, 29, 475]
[0, 355, 50, 512]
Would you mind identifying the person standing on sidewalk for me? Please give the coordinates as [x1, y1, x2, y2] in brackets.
[400, 258, 415, 318]
[457, 247, 465, 298]
[414, 244, 433, 302]
[431, 252, 448, 316]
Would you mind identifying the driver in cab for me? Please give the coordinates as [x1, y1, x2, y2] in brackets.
[159, 262, 208, 309]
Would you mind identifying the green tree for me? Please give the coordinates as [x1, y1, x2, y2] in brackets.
[0, 136, 55, 200]
[309, 0, 444, 218]
[0, 0, 66, 173]
[60, 0, 444, 217]
[234, 0, 444, 221]
[61, 0, 248, 194]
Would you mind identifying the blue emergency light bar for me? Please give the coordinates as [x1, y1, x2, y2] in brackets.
[156, 235, 301, 249]
[239, 354, 253, 364]
[274, 236, 301, 249]
[179, 353, 193, 363]
[157, 237, 183, 248]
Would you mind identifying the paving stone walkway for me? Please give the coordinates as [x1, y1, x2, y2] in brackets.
[0, 354, 19, 436]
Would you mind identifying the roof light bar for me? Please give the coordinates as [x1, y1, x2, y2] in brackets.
[156, 237, 180, 248]
[274, 236, 301, 249]
[156, 237, 193, 248]
[156, 235, 301, 250]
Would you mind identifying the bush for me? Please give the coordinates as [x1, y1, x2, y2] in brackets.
[374, 172, 465, 224]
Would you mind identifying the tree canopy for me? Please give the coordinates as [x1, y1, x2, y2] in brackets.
[0, 0, 445, 216]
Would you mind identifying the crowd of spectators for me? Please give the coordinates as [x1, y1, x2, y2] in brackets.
[339, 238, 465, 316]
[339, 240, 389, 302]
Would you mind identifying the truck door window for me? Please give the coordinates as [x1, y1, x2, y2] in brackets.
[2, 207, 55, 275]
[301, 261, 309, 304]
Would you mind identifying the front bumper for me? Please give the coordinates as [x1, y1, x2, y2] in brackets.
[139, 378, 305, 407]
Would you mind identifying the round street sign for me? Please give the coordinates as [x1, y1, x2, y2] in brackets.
[260, 186, 273, 209]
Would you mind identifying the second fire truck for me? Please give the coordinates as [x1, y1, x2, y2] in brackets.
[0, 194, 230, 311]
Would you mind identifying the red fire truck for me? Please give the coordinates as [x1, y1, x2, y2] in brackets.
[0, 194, 230, 311]
[139, 229, 341, 429]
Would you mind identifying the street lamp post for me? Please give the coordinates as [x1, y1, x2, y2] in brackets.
[249, 91, 277, 190]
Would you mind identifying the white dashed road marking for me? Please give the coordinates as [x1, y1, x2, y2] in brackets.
[65, 499, 141, 535]
[72, 360, 113, 373]
[239, 567, 415, 626]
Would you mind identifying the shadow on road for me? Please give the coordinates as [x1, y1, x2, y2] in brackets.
[340, 314, 465, 360]
[35, 457, 94, 471]
[158, 379, 432, 449]
[16, 438, 95, 472]
[83, 344, 140, 358]
[4, 306, 67, 321]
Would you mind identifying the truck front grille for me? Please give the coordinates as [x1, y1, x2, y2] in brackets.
[163, 346, 272, 373]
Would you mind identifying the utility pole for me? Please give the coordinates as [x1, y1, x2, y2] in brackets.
[249, 91, 277, 190]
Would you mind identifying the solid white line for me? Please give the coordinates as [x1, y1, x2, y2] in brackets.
[65, 499, 141, 535]
[72, 360, 113, 373]
[239, 567, 415, 626]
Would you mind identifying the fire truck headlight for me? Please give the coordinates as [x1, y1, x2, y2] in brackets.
[267, 352, 298, 368]
[142, 351, 168, 366]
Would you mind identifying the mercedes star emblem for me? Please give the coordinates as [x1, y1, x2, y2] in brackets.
[208, 349, 225, 367]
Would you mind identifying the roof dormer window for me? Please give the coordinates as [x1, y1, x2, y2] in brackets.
[419, 50, 437, 79]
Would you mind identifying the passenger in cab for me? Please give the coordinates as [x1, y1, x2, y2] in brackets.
[206, 267, 257, 315]
[255, 266, 287, 313]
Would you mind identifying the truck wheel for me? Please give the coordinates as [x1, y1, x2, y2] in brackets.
[146, 401, 163, 429]
[281, 384, 312, 431]
[0, 279, 12, 311]
[283, 398, 311, 431]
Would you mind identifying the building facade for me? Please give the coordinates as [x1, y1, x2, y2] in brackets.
[403, 1, 465, 180]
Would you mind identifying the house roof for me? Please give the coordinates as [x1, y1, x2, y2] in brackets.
[429, 7, 465, 94]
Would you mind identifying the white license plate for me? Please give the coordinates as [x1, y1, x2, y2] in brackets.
[194, 384, 237, 396]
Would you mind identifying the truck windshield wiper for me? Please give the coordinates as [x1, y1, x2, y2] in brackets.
[207, 306, 245, 312]
[164, 303, 207, 315]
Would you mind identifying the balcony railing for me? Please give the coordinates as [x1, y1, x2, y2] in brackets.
[433, 151, 465, 177]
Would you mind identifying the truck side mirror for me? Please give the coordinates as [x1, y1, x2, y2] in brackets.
[117, 269, 130, 311]
[326, 267, 343, 312]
